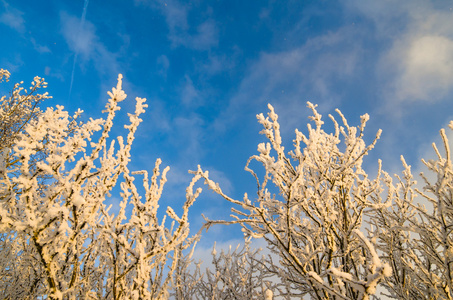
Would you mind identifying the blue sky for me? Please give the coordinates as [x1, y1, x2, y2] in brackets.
[1, 0, 453, 245]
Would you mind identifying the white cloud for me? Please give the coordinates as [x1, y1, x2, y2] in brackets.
[347, 0, 453, 103]
[59, 11, 124, 85]
[394, 35, 453, 101]
[0, 4, 25, 33]
[60, 12, 98, 60]
[382, 5, 453, 103]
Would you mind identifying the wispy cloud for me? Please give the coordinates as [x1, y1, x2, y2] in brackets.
[0, 1, 25, 33]
[180, 75, 203, 107]
[178, 19, 218, 50]
[215, 27, 362, 135]
[59, 10, 125, 99]
[30, 38, 51, 54]
[60, 11, 97, 63]
[135, 0, 218, 51]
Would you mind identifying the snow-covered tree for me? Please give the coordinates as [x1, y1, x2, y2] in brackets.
[172, 238, 277, 299]
[196, 103, 393, 299]
[0, 71, 200, 299]
[371, 125, 453, 299]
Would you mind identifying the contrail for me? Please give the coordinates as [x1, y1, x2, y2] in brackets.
[68, 0, 90, 101]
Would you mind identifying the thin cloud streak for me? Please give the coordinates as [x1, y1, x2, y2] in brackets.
[68, 0, 90, 101]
